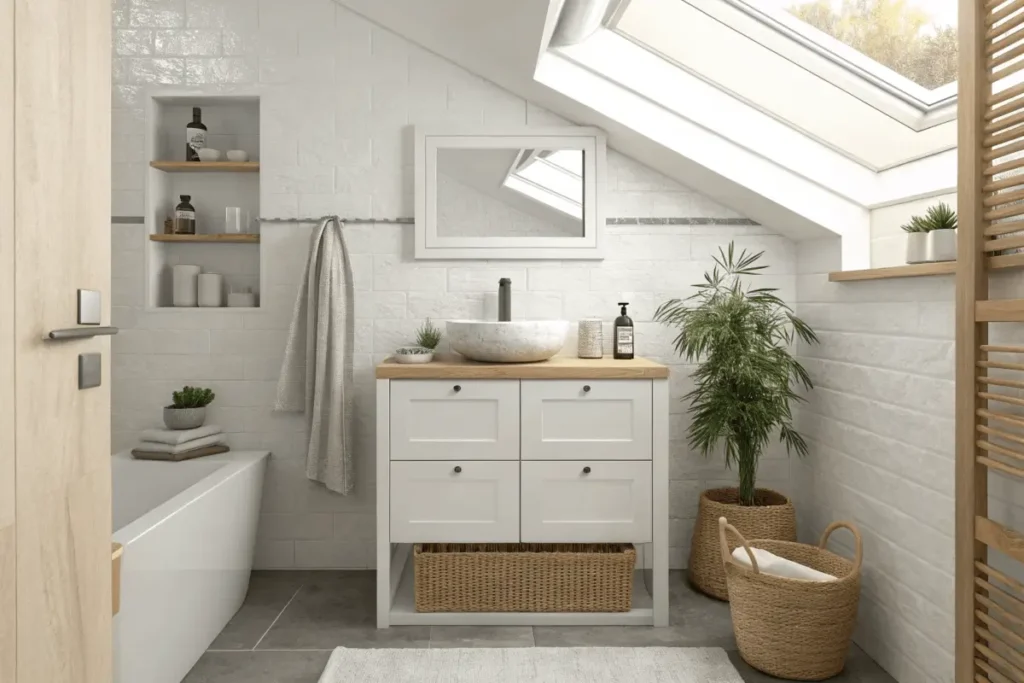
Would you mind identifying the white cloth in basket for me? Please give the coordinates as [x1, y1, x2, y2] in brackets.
[731, 547, 837, 582]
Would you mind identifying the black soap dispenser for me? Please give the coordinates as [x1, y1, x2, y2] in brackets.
[614, 302, 634, 360]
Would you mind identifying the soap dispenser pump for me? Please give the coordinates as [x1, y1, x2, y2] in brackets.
[614, 302, 634, 360]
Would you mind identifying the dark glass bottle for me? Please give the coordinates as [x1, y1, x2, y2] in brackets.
[173, 195, 196, 234]
[185, 107, 207, 161]
[613, 302, 634, 360]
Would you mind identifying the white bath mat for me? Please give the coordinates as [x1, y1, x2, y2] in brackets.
[317, 646, 744, 683]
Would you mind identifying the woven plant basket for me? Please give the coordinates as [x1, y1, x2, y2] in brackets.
[414, 543, 636, 613]
[689, 487, 796, 600]
[719, 517, 863, 681]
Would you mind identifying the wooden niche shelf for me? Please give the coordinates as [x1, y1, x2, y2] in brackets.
[150, 161, 259, 173]
[150, 234, 260, 244]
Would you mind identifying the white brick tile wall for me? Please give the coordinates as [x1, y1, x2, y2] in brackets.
[110, 0, 797, 584]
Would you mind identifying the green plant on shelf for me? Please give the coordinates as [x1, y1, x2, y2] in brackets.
[901, 202, 957, 233]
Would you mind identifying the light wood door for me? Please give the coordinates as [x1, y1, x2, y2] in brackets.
[521, 380, 652, 460]
[1, 0, 112, 680]
[390, 461, 520, 542]
[520, 461, 652, 543]
[390, 380, 520, 461]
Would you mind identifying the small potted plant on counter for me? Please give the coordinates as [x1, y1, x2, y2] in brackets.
[654, 243, 819, 600]
[902, 215, 929, 264]
[164, 386, 215, 430]
[394, 318, 443, 364]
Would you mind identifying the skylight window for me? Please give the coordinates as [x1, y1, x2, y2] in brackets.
[743, 0, 957, 97]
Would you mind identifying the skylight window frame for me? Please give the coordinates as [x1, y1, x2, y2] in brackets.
[607, 0, 958, 130]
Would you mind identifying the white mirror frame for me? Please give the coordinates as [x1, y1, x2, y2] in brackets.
[414, 127, 607, 260]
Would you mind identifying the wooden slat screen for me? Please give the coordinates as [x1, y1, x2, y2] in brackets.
[960, 1, 1024, 680]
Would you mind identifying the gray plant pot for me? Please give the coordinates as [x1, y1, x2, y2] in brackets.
[163, 406, 207, 430]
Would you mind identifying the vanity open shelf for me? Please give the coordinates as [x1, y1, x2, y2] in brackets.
[150, 161, 259, 173]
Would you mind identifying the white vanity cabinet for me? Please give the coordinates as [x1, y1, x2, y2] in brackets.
[376, 357, 670, 628]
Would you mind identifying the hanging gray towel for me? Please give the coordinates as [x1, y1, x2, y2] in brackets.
[275, 216, 355, 495]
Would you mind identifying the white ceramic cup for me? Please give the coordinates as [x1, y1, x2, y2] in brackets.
[198, 273, 223, 307]
[172, 265, 201, 307]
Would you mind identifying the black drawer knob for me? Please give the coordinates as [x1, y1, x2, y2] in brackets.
[583, 385, 591, 393]
[583, 466, 591, 474]
[454, 466, 462, 473]
[453, 385, 462, 392]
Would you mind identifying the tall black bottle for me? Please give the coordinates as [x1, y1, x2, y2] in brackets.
[613, 302, 634, 359]
[186, 107, 207, 161]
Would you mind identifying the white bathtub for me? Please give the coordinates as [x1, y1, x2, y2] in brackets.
[112, 450, 269, 683]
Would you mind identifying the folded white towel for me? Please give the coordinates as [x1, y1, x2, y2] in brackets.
[136, 434, 226, 455]
[732, 546, 838, 582]
[140, 424, 223, 446]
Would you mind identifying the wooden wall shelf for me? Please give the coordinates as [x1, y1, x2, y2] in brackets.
[149, 161, 259, 173]
[149, 234, 259, 244]
[828, 262, 957, 282]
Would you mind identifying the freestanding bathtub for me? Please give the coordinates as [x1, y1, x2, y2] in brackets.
[112, 450, 269, 683]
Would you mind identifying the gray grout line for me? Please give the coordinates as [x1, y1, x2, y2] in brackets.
[251, 585, 304, 652]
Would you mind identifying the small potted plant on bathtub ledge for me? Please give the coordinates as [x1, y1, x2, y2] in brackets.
[654, 243, 819, 601]
[394, 318, 443, 364]
[164, 386, 215, 430]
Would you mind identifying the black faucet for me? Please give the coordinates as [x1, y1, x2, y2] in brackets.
[498, 278, 512, 322]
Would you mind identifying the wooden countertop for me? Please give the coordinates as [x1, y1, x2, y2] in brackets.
[375, 355, 669, 379]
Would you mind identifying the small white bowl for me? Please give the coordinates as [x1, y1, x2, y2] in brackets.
[197, 148, 222, 162]
[393, 347, 434, 364]
[226, 150, 249, 162]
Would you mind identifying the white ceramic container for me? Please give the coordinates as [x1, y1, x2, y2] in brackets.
[226, 149, 249, 162]
[197, 148, 221, 162]
[926, 228, 957, 262]
[905, 233, 928, 264]
[198, 273, 223, 307]
[172, 265, 200, 307]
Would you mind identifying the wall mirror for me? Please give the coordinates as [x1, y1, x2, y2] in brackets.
[415, 127, 606, 259]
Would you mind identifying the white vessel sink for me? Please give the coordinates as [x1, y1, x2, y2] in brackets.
[447, 320, 570, 363]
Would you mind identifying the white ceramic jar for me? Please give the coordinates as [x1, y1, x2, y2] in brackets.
[172, 265, 200, 307]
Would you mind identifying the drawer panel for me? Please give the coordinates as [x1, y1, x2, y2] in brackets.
[521, 380, 651, 460]
[390, 461, 520, 543]
[521, 461, 652, 543]
[390, 380, 519, 461]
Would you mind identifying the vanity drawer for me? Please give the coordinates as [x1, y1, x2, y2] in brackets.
[520, 461, 652, 543]
[390, 380, 520, 461]
[390, 461, 520, 543]
[520, 380, 651, 460]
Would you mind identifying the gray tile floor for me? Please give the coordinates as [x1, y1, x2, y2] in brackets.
[184, 570, 896, 683]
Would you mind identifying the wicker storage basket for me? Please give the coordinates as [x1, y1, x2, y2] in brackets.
[414, 543, 636, 613]
[689, 487, 796, 600]
[719, 517, 863, 681]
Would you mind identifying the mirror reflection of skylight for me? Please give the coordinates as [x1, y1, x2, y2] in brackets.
[745, 0, 957, 93]
[503, 150, 584, 220]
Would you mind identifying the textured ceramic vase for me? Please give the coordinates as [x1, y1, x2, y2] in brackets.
[163, 406, 206, 430]
[905, 233, 928, 264]
[577, 319, 604, 359]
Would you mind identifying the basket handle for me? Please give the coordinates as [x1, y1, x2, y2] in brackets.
[818, 521, 863, 573]
[718, 516, 760, 575]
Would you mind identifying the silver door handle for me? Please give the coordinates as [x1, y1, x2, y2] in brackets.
[46, 326, 119, 341]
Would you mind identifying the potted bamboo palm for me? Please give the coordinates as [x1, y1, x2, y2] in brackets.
[654, 244, 819, 600]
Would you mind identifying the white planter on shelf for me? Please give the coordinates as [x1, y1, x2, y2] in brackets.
[905, 233, 928, 264]
[926, 228, 957, 263]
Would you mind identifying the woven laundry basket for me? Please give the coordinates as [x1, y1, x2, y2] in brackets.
[718, 517, 863, 681]
[689, 487, 796, 600]
[414, 543, 636, 613]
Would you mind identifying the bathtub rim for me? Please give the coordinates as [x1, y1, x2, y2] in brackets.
[112, 450, 269, 547]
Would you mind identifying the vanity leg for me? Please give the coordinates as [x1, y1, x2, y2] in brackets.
[376, 379, 391, 629]
[652, 378, 670, 627]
